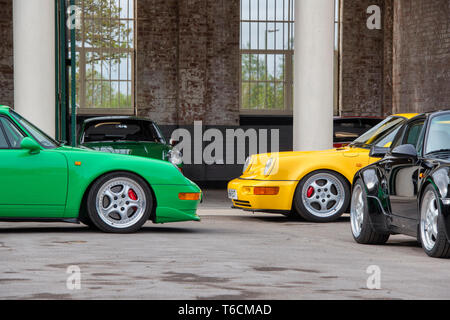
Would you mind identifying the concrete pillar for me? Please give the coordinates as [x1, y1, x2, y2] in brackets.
[13, 0, 55, 137]
[293, 0, 335, 151]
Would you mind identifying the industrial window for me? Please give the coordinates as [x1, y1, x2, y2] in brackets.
[75, 0, 135, 115]
[240, 0, 341, 115]
[240, 0, 295, 115]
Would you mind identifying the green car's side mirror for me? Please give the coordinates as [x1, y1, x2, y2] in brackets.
[21, 137, 41, 154]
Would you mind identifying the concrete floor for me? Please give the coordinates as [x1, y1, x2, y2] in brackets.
[0, 190, 449, 300]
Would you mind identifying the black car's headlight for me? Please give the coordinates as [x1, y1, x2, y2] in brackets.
[362, 169, 378, 191]
[168, 149, 183, 166]
[433, 168, 450, 198]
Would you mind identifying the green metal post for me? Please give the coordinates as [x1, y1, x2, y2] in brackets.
[56, 0, 68, 142]
[70, 0, 77, 146]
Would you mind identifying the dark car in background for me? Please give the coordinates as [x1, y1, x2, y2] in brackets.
[79, 117, 183, 168]
[351, 110, 450, 258]
[333, 117, 383, 148]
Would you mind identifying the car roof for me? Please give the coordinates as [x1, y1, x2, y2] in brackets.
[333, 116, 383, 120]
[423, 109, 450, 116]
[83, 116, 155, 124]
[0, 105, 10, 114]
[393, 113, 420, 119]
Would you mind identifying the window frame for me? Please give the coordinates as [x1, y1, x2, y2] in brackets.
[239, 0, 341, 116]
[390, 117, 427, 155]
[0, 118, 10, 149]
[423, 111, 450, 156]
[0, 116, 27, 150]
[404, 120, 426, 149]
[76, 0, 136, 116]
[239, 0, 295, 115]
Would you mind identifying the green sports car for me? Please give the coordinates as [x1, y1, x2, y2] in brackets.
[0, 106, 201, 233]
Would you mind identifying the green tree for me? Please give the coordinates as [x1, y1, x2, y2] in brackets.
[241, 46, 286, 110]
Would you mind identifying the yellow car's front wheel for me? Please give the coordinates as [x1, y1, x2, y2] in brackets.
[293, 170, 350, 223]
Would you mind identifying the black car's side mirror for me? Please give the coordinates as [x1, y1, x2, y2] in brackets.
[391, 144, 418, 159]
[370, 146, 389, 158]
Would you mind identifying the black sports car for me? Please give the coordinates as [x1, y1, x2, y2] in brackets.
[351, 110, 450, 258]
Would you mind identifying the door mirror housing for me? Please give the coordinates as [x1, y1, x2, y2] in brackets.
[21, 137, 41, 154]
[369, 146, 389, 158]
[391, 144, 417, 159]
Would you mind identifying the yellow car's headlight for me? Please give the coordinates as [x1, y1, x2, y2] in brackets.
[243, 156, 253, 173]
[264, 157, 275, 176]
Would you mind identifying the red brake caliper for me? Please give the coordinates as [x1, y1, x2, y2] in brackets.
[128, 189, 138, 213]
[307, 186, 314, 198]
[128, 189, 138, 201]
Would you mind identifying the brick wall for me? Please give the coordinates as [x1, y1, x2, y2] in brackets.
[383, 0, 394, 116]
[0, 0, 13, 107]
[340, 0, 389, 117]
[135, 0, 179, 124]
[136, 0, 240, 126]
[392, 0, 450, 113]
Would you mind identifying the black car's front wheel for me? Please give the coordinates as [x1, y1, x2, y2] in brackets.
[87, 172, 153, 233]
[293, 170, 350, 222]
[350, 179, 390, 245]
[419, 185, 450, 258]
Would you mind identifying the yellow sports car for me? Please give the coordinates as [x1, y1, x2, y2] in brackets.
[228, 113, 418, 222]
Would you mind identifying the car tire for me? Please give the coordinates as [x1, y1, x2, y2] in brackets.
[350, 179, 390, 245]
[78, 202, 98, 229]
[293, 170, 350, 222]
[419, 185, 450, 258]
[79, 215, 97, 229]
[86, 172, 153, 233]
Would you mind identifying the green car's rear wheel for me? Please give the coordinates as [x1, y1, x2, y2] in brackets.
[87, 172, 153, 233]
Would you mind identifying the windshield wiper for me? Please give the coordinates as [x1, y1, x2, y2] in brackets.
[426, 149, 450, 155]
[350, 142, 371, 149]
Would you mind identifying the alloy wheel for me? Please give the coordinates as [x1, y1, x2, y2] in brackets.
[95, 177, 147, 229]
[301, 173, 345, 218]
[420, 190, 439, 251]
[350, 183, 364, 237]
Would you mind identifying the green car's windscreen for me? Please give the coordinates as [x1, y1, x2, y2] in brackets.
[82, 120, 166, 144]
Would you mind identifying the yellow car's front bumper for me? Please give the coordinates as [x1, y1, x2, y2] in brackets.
[227, 178, 298, 213]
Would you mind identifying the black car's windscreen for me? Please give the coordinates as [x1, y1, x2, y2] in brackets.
[425, 114, 450, 154]
[83, 120, 164, 144]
